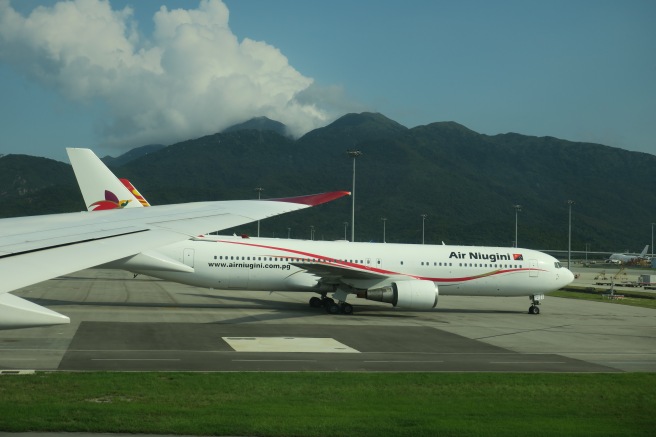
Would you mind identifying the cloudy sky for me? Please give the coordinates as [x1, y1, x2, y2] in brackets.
[1, 0, 654, 161]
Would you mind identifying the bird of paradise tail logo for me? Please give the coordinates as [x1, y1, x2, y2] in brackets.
[89, 190, 132, 210]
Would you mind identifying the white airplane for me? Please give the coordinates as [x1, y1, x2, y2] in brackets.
[69, 149, 575, 315]
[606, 245, 650, 264]
[0, 148, 348, 329]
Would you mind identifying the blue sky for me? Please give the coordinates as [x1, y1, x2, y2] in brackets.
[1, 0, 654, 162]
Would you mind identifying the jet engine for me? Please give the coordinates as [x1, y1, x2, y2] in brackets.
[360, 280, 438, 309]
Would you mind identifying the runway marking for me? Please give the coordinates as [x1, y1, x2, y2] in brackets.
[223, 337, 359, 353]
[365, 360, 445, 363]
[0, 358, 38, 360]
[233, 359, 317, 363]
[490, 361, 566, 364]
[91, 358, 181, 361]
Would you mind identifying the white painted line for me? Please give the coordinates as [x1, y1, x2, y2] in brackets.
[233, 359, 317, 362]
[0, 358, 38, 361]
[364, 361, 444, 364]
[223, 337, 359, 353]
[91, 358, 181, 361]
[490, 361, 566, 364]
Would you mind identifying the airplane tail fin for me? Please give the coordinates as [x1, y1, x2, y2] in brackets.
[67, 148, 142, 211]
[640, 245, 649, 257]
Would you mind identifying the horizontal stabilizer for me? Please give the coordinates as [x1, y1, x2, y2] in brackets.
[0, 293, 70, 330]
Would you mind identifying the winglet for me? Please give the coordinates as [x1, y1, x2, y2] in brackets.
[269, 191, 350, 206]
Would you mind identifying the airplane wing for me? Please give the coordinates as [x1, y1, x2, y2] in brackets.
[2, 194, 348, 295]
[291, 262, 386, 281]
[1, 181, 348, 329]
[291, 261, 406, 289]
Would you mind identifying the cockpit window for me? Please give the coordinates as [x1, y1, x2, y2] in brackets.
[554, 262, 562, 268]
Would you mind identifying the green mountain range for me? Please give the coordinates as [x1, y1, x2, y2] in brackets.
[1, 112, 654, 253]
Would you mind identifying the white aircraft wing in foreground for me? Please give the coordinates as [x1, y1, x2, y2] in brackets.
[0, 149, 348, 329]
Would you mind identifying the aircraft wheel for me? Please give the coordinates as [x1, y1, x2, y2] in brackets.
[340, 303, 353, 315]
[528, 305, 540, 315]
[309, 297, 322, 308]
[326, 302, 340, 314]
[322, 297, 335, 308]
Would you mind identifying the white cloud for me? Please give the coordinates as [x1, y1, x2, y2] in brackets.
[0, 0, 339, 150]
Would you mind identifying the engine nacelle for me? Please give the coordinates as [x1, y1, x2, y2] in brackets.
[361, 280, 438, 309]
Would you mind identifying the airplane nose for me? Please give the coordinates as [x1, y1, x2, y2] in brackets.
[560, 268, 575, 287]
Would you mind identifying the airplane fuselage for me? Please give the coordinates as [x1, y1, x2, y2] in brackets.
[111, 235, 574, 299]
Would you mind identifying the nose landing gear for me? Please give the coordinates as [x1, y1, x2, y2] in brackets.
[528, 294, 544, 315]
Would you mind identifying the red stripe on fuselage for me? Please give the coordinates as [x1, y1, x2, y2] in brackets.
[211, 239, 546, 284]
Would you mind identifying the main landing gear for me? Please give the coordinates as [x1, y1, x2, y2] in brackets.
[528, 294, 544, 315]
[309, 293, 353, 315]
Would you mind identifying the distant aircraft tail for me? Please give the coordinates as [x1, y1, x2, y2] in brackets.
[640, 245, 649, 257]
[120, 178, 151, 207]
[67, 148, 142, 211]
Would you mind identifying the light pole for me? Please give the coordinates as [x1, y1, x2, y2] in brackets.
[567, 200, 575, 269]
[651, 223, 656, 262]
[381, 217, 387, 243]
[513, 204, 522, 248]
[585, 243, 590, 263]
[347, 150, 362, 241]
[421, 214, 428, 244]
[310, 225, 314, 241]
[254, 187, 264, 237]
[343, 222, 348, 241]
[287, 227, 291, 239]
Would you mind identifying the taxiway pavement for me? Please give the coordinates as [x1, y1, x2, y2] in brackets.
[2, 268, 654, 372]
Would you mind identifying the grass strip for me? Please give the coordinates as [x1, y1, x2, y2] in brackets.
[1, 372, 654, 436]
[552, 289, 656, 309]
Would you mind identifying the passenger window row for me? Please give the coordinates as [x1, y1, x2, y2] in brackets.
[212, 255, 367, 264]
[211, 255, 522, 270]
[457, 263, 521, 268]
